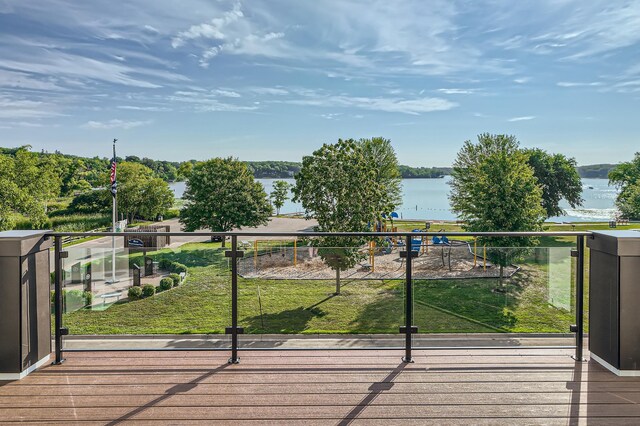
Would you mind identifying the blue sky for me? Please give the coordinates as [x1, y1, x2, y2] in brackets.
[1, 1, 639, 166]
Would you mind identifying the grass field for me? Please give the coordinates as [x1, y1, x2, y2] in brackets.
[62, 235, 597, 335]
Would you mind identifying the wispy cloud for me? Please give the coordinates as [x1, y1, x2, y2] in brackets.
[557, 81, 603, 87]
[249, 87, 289, 96]
[84, 119, 153, 129]
[285, 94, 457, 115]
[0, 94, 62, 119]
[437, 88, 478, 95]
[171, 3, 243, 48]
[508, 116, 536, 122]
[167, 91, 257, 112]
[117, 105, 171, 112]
[213, 89, 241, 98]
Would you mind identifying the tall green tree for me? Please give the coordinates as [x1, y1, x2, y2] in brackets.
[270, 180, 291, 216]
[359, 137, 402, 214]
[616, 182, 640, 220]
[609, 152, 640, 219]
[0, 149, 53, 230]
[114, 162, 174, 223]
[524, 148, 583, 218]
[450, 134, 546, 283]
[293, 138, 401, 294]
[180, 158, 272, 246]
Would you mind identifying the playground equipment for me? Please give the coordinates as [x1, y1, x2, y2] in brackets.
[252, 239, 299, 269]
[431, 235, 471, 271]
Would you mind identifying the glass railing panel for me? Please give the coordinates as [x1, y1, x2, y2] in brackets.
[59, 235, 231, 350]
[412, 243, 575, 345]
[237, 237, 405, 349]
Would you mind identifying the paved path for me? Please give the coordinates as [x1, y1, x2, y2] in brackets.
[55, 216, 318, 276]
[68, 216, 318, 251]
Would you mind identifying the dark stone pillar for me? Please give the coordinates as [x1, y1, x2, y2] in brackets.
[0, 230, 52, 380]
[144, 256, 154, 276]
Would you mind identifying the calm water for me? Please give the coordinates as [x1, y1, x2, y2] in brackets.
[169, 177, 618, 222]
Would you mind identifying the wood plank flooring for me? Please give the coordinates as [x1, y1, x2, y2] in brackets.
[2, 348, 640, 425]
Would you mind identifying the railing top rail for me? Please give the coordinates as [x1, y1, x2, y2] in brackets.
[46, 230, 594, 238]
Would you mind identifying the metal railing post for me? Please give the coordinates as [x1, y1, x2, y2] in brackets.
[54, 236, 65, 364]
[402, 235, 415, 363]
[573, 235, 586, 361]
[225, 235, 243, 364]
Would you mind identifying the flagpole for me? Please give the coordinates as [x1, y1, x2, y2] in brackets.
[108, 138, 119, 284]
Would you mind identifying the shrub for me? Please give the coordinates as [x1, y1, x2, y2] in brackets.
[56, 289, 93, 311]
[128, 286, 142, 300]
[159, 278, 173, 291]
[129, 257, 144, 269]
[164, 208, 180, 220]
[142, 284, 155, 298]
[170, 262, 188, 274]
[159, 258, 172, 270]
[168, 273, 181, 287]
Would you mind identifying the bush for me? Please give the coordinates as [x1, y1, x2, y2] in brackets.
[128, 286, 143, 300]
[159, 278, 173, 291]
[142, 284, 155, 298]
[129, 257, 144, 269]
[159, 258, 172, 270]
[53, 289, 93, 311]
[67, 190, 110, 214]
[164, 208, 180, 220]
[168, 273, 181, 287]
[170, 262, 188, 274]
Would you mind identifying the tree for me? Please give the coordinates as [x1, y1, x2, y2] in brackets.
[114, 162, 174, 223]
[449, 134, 546, 283]
[179, 158, 272, 246]
[270, 180, 291, 215]
[177, 161, 195, 181]
[359, 137, 402, 214]
[609, 153, 640, 220]
[0, 151, 49, 230]
[616, 182, 640, 220]
[524, 148, 583, 218]
[293, 139, 400, 294]
[68, 190, 110, 214]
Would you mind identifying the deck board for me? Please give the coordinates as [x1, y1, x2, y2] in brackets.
[1, 348, 640, 424]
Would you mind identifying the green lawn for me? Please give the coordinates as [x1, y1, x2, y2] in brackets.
[62, 237, 594, 335]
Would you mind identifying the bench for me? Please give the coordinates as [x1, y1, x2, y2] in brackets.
[100, 291, 122, 305]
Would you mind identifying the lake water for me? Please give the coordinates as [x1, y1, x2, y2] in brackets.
[169, 177, 619, 223]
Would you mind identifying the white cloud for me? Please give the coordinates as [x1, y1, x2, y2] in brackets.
[508, 116, 536, 122]
[0, 95, 62, 118]
[250, 87, 289, 96]
[286, 95, 457, 115]
[84, 119, 153, 129]
[437, 88, 477, 95]
[320, 113, 342, 120]
[514, 77, 530, 84]
[557, 81, 603, 87]
[167, 90, 257, 112]
[117, 105, 171, 111]
[1, 49, 188, 89]
[171, 3, 243, 48]
[213, 89, 241, 98]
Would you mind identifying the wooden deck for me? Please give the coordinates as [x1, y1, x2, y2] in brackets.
[2, 348, 640, 424]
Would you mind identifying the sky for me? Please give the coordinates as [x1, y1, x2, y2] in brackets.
[1, 0, 639, 166]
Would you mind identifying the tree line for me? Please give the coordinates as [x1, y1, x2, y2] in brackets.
[177, 134, 586, 290]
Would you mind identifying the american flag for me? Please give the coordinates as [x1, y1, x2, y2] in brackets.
[110, 140, 117, 197]
[110, 158, 117, 197]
